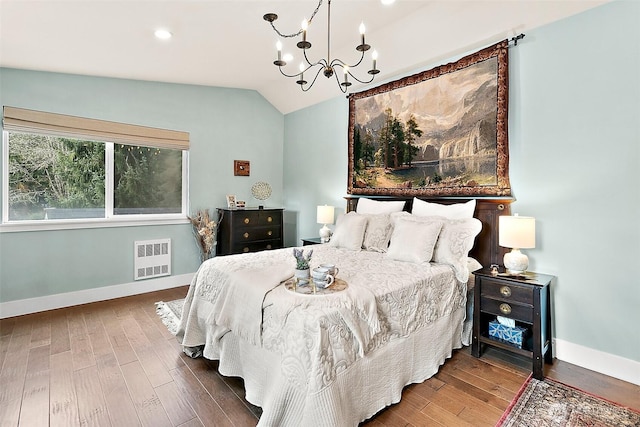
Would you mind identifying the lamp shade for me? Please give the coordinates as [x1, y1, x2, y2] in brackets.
[499, 215, 535, 249]
[317, 205, 335, 225]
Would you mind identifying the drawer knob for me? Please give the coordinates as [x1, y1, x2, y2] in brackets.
[267, 230, 273, 236]
[243, 232, 249, 238]
[266, 244, 272, 249]
[243, 247, 250, 253]
[244, 218, 250, 224]
[267, 216, 273, 223]
[500, 286, 512, 298]
[499, 303, 512, 315]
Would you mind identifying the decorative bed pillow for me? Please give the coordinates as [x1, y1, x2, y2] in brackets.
[329, 212, 368, 251]
[356, 198, 405, 214]
[432, 217, 482, 282]
[361, 214, 393, 252]
[411, 198, 476, 219]
[390, 214, 482, 281]
[386, 217, 443, 263]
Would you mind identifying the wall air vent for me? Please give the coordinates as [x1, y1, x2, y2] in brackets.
[134, 239, 171, 280]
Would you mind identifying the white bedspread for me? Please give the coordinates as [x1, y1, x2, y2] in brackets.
[176, 245, 468, 426]
[212, 263, 293, 346]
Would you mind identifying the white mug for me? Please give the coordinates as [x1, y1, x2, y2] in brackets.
[319, 263, 339, 277]
[312, 267, 334, 288]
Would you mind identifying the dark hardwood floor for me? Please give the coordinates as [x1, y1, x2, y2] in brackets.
[1, 286, 638, 426]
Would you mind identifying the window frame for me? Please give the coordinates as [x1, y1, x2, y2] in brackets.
[1, 130, 190, 232]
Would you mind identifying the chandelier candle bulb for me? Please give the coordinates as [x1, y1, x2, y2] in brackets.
[274, 40, 286, 66]
[359, 22, 366, 45]
[297, 63, 306, 86]
[302, 19, 308, 42]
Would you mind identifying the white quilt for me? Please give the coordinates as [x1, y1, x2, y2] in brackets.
[176, 245, 468, 426]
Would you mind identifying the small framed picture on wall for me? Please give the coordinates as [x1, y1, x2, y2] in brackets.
[226, 194, 236, 209]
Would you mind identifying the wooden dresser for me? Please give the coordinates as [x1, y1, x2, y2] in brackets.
[216, 208, 284, 255]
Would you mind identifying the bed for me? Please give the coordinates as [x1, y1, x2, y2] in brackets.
[175, 196, 511, 426]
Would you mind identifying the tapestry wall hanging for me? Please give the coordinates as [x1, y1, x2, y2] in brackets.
[347, 40, 511, 197]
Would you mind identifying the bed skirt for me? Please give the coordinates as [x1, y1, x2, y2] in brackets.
[210, 305, 466, 426]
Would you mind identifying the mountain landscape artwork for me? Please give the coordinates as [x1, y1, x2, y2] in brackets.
[347, 41, 511, 196]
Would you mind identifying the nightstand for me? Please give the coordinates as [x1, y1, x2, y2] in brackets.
[301, 237, 323, 246]
[472, 267, 554, 379]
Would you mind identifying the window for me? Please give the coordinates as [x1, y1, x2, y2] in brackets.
[2, 107, 189, 225]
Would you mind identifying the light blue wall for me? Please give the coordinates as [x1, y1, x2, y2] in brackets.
[283, 0, 640, 362]
[0, 68, 284, 302]
[283, 98, 349, 246]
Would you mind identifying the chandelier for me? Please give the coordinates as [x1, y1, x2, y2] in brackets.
[263, 0, 379, 93]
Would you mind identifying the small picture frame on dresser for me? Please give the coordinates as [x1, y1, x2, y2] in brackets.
[226, 194, 236, 209]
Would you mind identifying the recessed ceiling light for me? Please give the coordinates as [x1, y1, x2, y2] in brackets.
[154, 29, 172, 40]
[381, 0, 395, 4]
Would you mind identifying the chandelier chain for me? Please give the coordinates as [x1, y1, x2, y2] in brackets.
[268, 0, 324, 38]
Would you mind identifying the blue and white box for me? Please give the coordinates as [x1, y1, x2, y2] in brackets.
[488, 320, 527, 348]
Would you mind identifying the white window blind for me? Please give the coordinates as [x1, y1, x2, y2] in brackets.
[2, 106, 189, 150]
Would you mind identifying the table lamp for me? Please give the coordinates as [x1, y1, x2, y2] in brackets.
[499, 214, 536, 274]
[317, 205, 335, 243]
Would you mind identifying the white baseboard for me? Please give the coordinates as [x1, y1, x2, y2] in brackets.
[554, 338, 640, 386]
[0, 273, 194, 319]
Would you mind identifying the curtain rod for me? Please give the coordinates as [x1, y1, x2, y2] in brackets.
[509, 34, 525, 47]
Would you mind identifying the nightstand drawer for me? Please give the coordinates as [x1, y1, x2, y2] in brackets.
[481, 297, 533, 323]
[481, 278, 533, 303]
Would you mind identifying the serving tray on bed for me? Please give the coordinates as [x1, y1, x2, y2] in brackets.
[283, 277, 348, 295]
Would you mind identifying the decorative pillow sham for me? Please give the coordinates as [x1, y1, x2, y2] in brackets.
[386, 217, 443, 264]
[361, 214, 393, 253]
[328, 212, 368, 251]
[391, 213, 482, 281]
[411, 198, 476, 219]
[356, 198, 405, 214]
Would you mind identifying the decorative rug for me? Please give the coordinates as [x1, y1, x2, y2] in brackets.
[155, 298, 185, 336]
[497, 375, 640, 426]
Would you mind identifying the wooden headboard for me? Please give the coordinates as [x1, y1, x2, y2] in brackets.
[345, 196, 512, 268]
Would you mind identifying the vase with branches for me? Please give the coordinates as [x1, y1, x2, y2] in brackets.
[188, 209, 220, 262]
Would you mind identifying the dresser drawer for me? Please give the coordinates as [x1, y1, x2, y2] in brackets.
[480, 296, 533, 323]
[232, 226, 281, 242]
[232, 210, 281, 228]
[481, 277, 533, 303]
[232, 240, 282, 254]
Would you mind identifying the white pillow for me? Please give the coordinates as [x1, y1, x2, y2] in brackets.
[329, 212, 368, 251]
[391, 214, 482, 281]
[433, 217, 482, 282]
[411, 198, 476, 219]
[361, 214, 393, 253]
[386, 217, 443, 263]
[356, 198, 405, 214]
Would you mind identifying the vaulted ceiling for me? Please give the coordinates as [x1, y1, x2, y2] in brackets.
[0, 0, 609, 114]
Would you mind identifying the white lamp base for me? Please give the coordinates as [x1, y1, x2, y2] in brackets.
[504, 248, 529, 274]
[319, 224, 332, 243]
